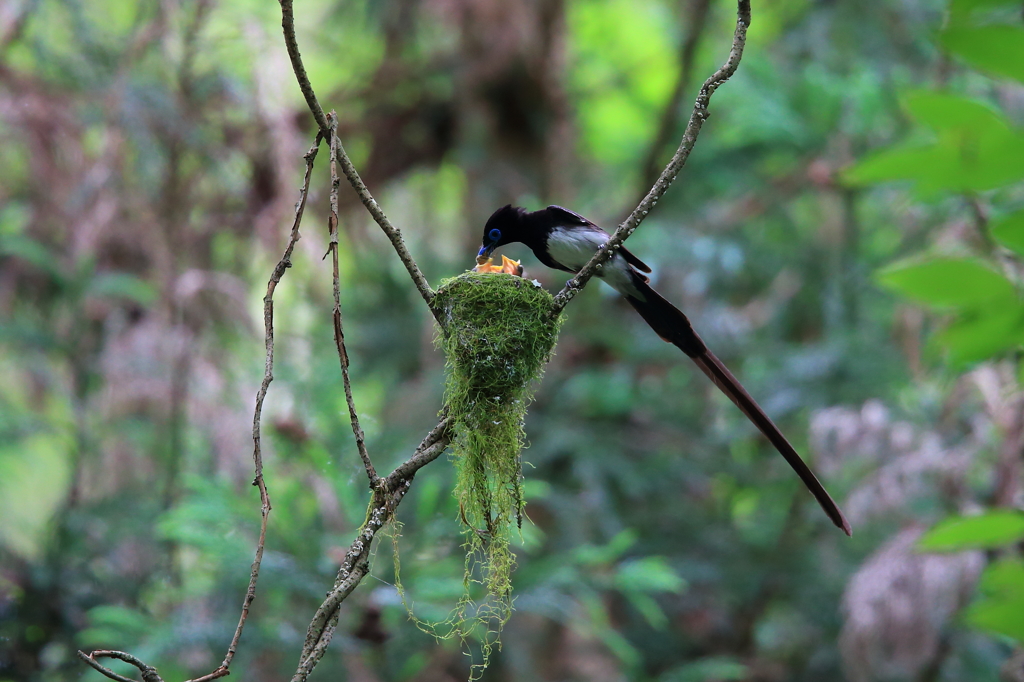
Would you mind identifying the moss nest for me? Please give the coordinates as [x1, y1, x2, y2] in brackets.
[429, 271, 562, 669]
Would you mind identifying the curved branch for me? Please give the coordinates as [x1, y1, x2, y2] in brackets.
[76, 650, 164, 682]
[277, 0, 438, 316]
[279, 0, 328, 134]
[550, 0, 751, 316]
[290, 420, 453, 682]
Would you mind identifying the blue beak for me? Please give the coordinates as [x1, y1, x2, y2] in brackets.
[478, 245, 493, 258]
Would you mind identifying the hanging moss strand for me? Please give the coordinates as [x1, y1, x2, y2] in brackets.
[426, 271, 562, 676]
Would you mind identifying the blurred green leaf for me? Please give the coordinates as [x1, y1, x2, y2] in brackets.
[876, 257, 1016, 308]
[965, 558, 1024, 642]
[933, 305, 1024, 366]
[574, 529, 638, 566]
[991, 209, 1024, 257]
[941, 25, 1024, 84]
[625, 592, 669, 629]
[0, 234, 63, 279]
[843, 92, 1024, 192]
[902, 90, 1006, 132]
[950, 0, 1024, 22]
[614, 556, 686, 594]
[0, 433, 73, 561]
[662, 657, 748, 682]
[87, 272, 158, 305]
[919, 511, 1024, 551]
[78, 605, 151, 648]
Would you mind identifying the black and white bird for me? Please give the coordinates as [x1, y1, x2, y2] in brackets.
[478, 204, 851, 536]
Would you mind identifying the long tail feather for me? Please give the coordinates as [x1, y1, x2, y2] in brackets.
[623, 279, 851, 536]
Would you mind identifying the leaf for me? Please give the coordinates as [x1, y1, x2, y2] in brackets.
[0, 434, 73, 561]
[574, 529, 638, 566]
[87, 272, 158, 305]
[965, 559, 1024, 642]
[902, 91, 1006, 133]
[626, 592, 670, 630]
[662, 657, 748, 682]
[991, 209, 1024, 257]
[941, 25, 1024, 84]
[843, 144, 942, 187]
[950, 0, 1024, 21]
[933, 306, 1024, 366]
[0, 234, 64, 279]
[876, 257, 1016, 308]
[968, 600, 1024, 642]
[843, 93, 1024, 192]
[614, 556, 687, 594]
[919, 511, 1024, 551]
[842, 133, 1024, 192]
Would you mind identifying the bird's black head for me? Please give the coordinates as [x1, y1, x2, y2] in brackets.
[478, 204, 527, 259]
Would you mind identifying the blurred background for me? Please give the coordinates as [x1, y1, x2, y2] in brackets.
[2, 0, 1024, 680]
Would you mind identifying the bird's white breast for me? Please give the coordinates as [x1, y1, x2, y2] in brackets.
[546, 226, 643, 298]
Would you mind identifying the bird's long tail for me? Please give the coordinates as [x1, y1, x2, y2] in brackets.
[623, 277, 851, 536]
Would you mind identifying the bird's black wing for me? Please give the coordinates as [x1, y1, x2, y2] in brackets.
[545, 205, 593, 226]
[545, 205, 653, 274]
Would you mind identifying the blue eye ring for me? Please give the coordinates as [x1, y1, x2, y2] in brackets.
[488, 228, 501, 242]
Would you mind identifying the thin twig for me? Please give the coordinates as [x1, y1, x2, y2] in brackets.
[290, 420, 453, 682]
[76, 650, 165, 682]
[276, 0, 438, 318]
[327, 113, 379, 487]
[278, 0, 328, 134]
[550, 0, 751, 316]
[220, 135, 322, 672]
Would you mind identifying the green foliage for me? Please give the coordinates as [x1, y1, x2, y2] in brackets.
[876, 256, 1024, 366]
[918, 511, 1024, 551]
[941, 26, 1024, 84]
[991, 209, 1024, 257]
[844, 92, 1024, 194]
[944, 0, 1024, 83]
[853, 0, 1024, 652]
[567, 0, 677, 168]
[965, 559, 1024, 642]
[876, 257, 1016, 309]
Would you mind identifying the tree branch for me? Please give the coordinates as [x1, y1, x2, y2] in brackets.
[277, 0, 439, 317]
[550, 0, 750, 316]
[76, 650, 165, 682]
[290, 419, 453, 682]
[278, 0, 328, 134]
[327, 113, 379, 486]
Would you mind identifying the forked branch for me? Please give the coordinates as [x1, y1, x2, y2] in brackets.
[290, 419, 453, 682]
[278, 0, 438, 316]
